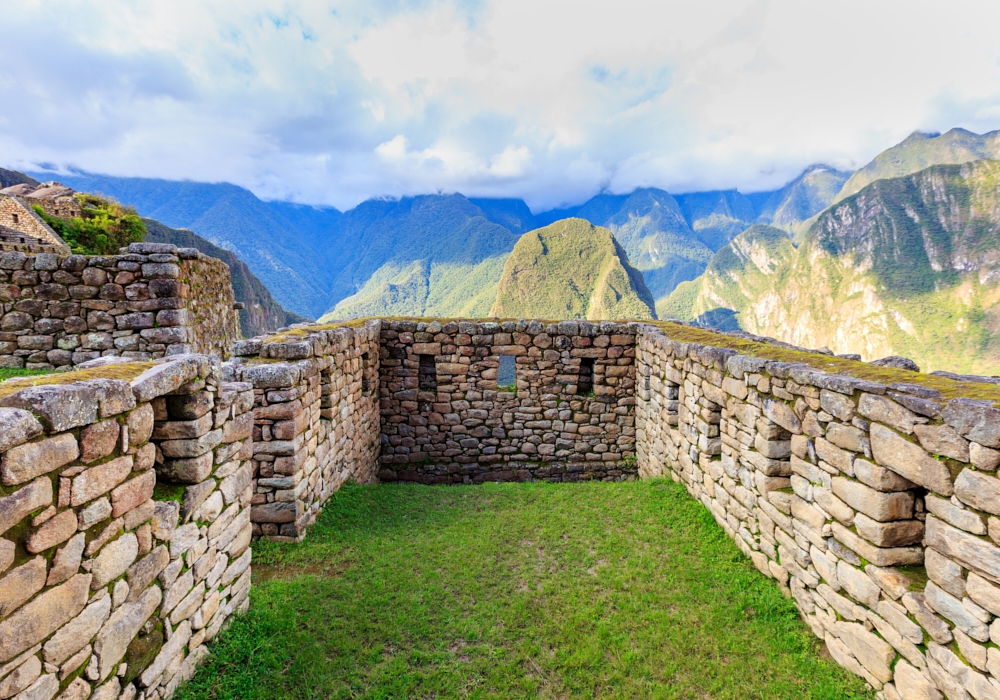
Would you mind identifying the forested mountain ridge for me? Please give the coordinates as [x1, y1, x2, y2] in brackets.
[834, 128, 1000, 203]
[663, 160, 1000, 374]
[490, 218, 656, 321]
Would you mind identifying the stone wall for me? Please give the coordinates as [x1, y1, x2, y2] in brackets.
[377, 319, 638, 484]
[0, 353, 252, 700]
[636, 323, 1000, 700]
[229, 320, 382, 541]
[0, 243, 240, 370]
[0, 196, 70, 253]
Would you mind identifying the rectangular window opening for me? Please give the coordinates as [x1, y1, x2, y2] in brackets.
[418, 354, 437, 391]
[11, 214, 18, 225]
[578, 358, 595, 395]
[497, 355, 516, 391]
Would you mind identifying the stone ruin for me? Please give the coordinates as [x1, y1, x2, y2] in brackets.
[3, 249, 1000, 699]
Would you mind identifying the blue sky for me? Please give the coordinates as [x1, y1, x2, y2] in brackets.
[3, 0, 1000, 210]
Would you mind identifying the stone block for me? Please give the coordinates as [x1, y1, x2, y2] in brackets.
[1, 433, 78, 486]
[854, 512, 923, 547]
[913, 423, 969, 462]
[92, 585, 161, 681]
[858, 393, 924, 434]
[926, 516, 1000, 581]
[870, 424, 953, 496]
[944, 398, 1000, 448]
[26, 509, 77, 553]
[71, 456, 133, 506]
[0, 477, 52, 536]
[0, 408, 43, 453]
[0, 556, 46, 617]
[831, 477, 913, 522]
[80, 419, 119, 463]
[0, 384, 99, 432]
[924, 495, 982, 535]
[111, 470, 155, 517]
[954, 468, 1000, 517]
[0, 573, 90, 663]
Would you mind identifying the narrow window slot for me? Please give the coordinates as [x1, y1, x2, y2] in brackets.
[578, 358, 595, 395]
[419, 354, 437, 390]
[497, 355, 516, 390]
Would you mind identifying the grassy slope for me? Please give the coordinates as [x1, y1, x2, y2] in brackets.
[835, 128, 1000, 202]
[490, 218, 656, 320]
[177, 481, 873, 700]
[660, 160, 1000, 374]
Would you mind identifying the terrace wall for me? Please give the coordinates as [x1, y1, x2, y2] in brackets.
[636, 324, 1000, 700]
[0, 242, 240, 371]
[0, 353, 253, 700]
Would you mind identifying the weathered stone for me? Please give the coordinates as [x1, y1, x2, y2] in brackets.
[833, 619, 894, 682]
[126, 403, 154, 445]
[913, 423, 969, 462]
[110, 470, 155, 517]
[831, 522, 923, 567]
[858, 393, 925, 434]
[954, 468, 1000, 517]
[0, 408, 43, 453]
[159, 429, 222, 459]
[169, 522, 200, 558]
[831, 477, 913, 522]
[762, 398, 800, 434]
[893, 660, 942, 700]
[968, 573, 1000, 617]
[129, 355, 204, 402]
[153, 412, 213, 440]
[854, 513, 923, 547]
[924, 494, 985, 535]
[219, 463, 251, 505]
[157, 453, 213, 484]
[870, 424, 954, 496]
[79, 420, 120, 463]
[0, 556, 46, 617]
[0, 477, 52, 537]
[926, 547, 967, 599]
[926, 516, 1000, 582]
[78, 498, 112, 529]
[815, 438, 853, 473]
[0, 655, 41, 698]
[71, 456, 133, 506]
[126, 545, 169, 602]
[91, 533, 138, 589]
[42, 594, 111, 665]
[1, 433, 78, 486]
[944, 398, 1000, 448]
[0, 384, 99, 433]
[0, 573, 91, 663]
[836, 560, 881, 607]
[140, 619, 191, 688]
[92, 585, 161, 681]
[47, 533, 85, 586]
[251, 501, 298, 523]
[26, 509, 77, 553]
[925, 581, 989, 641]
[903, 593, 953, 644]
[16, 673, 60, 700]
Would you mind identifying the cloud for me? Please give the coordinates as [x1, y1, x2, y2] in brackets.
[3, 0, 1000, 211]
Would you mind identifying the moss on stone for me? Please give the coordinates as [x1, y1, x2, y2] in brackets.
[0, 361, 157, 399]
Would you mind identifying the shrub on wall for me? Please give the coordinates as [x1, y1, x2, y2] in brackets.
[33, 193, 146, 254]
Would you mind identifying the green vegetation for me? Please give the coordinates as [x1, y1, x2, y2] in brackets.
[835, 128, 1000, 202]
[0, 367, 57, 382]
[33, 194, 145, 255]
[661, 160, 1000, 375]
[0, 362, 154, 399]
[176, 481, 874, 700]
[490, 218, 656, 320]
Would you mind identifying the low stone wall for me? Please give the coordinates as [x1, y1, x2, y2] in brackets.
[0, 353, 252, 700]
[377, 319, 638, 484]
[636, 323, 1000, 700]
[0, 242, 240, 371]
[229, 320, 381, 541]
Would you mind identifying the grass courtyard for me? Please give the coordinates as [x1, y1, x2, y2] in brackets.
[177, 480, 875, 700]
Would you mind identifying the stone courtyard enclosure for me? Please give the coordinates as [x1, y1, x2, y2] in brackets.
[176, 481, 873, 700]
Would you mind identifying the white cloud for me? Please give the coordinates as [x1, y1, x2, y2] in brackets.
[3, 0, 1000, 210]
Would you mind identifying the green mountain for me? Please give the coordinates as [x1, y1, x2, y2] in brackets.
[835, 128, 1000, 203]
[490, 218, 656, 320]
[663, 160, 1000, 374]
[320, 194, 521, 320]
[673, 190, 756, 251]
[143, 220, 308, 337]
[25, 171, 342, 319]
[0, 168, 39, 189]
[754, 164, 852, 232]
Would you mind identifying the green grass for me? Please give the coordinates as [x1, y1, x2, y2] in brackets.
[0, 367, 58, 382]
[177, 481, 874, 700]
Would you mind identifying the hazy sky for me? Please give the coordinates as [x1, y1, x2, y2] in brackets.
[3, 0, 1000, 211]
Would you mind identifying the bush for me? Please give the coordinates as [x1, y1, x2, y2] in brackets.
[33, 193, 145, 255]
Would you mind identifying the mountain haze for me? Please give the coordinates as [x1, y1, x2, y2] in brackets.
[490, 218, 655, 320]
[754, 164, 851, 232]
[664, 160, 1000, 374]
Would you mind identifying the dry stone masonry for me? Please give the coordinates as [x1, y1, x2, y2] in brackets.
[0, 353, 252, 700]
[636, 324, 1000, 700]
[229, 320, 381, 541]
[7, 306, 1000, 700]
[377, 319, 638, 483]
[0, 243, 240, 371]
